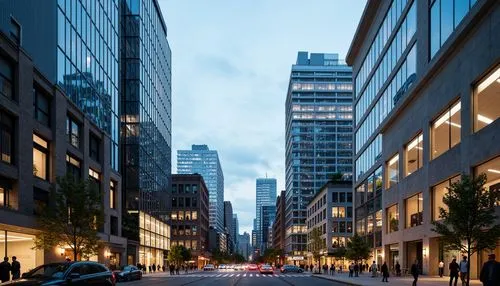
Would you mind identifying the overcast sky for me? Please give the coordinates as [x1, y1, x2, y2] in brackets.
[158, 0, 366, 235]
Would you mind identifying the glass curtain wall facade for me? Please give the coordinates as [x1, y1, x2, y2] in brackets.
[177, 145, 225, 232]
[351, 0, 417, 253]
[285, 52, 353, 257]
[57, 0, 120, 170]
[255, 178, 277, 250]
[120, 0, 172, 259]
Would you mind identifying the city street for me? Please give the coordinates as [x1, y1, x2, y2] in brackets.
[126, 271, 348, 286]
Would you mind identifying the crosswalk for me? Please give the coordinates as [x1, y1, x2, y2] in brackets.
[166, 273, 310, 278]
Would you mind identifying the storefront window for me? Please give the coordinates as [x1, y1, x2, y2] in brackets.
[406, 193, 423, 228]
[33, 134, 49, 180]
[0, 231, 41, 273]
[431, 101, 461, 159]
[432, 176, 460, 221]
[387, 154, 399, 188]
[406, 133, 423, 176]
[475, 156, 500, 206]
[387, 204, 399, 233]
[474, 65, 500, 131]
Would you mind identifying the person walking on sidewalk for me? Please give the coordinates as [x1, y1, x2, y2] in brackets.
[449, 258, 459, 286]
[329, 264, 335, 275]
[354, 263, 359, 277]
[439, 260, 445, 278]
[381, 262, 389, 282]
[480, 253, 500, 286]
[395, 261, 401, 276]
[411, 260, 419, 286]
[11, 256, 20, 280]
[348, 262, 354, 277]
[459, 256, 469, 286]
[0, 257, 11, 283]
[370, 261, 377, 277]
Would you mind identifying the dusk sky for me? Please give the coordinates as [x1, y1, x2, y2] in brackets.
[159, 0, 366, 234]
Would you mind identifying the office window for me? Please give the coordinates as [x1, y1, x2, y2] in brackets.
[110, 181, 116, 209]
[474, 156, 500, 206]
[332, 207, 345, 218]
[367, 214, 374, 234]
[432, 176, 460, 221]
[0, 112, 13, 164]
[375, 210, 382, 232]
[406, 133, 423, 176]
[0, 57, 13, 99]
[332, 192, 338, 202]
[367, 175, 374, 199]
[89, 134, 100, 162]
[10, 17, 21, 44]
[0, 181, 12, 208]
[386, 154, 399, 189]
[406, 193, 423, 228]
[110, 215, 118, 236]
[33, 134, 49, 180]
[474, 65, 500, 131]
[89, 168, 100, 192]
[386, 205, 398, 234]
[33, 86, 50, 126]
[192, 211, 197, 220]
[431, 101, 461, 159]
[66, 154, 81, 180]
[66, 116, 80, 148]
[346, 207, 352, 218]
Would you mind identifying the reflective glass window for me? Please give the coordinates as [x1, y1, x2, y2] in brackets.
[474, 65, 500, 131]
[431, 101, 461, 159]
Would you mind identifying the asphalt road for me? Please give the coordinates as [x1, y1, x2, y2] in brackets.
[123, 270, 349, 286]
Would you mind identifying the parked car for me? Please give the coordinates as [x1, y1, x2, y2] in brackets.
[0, 261, 115, 285]
[280, 265, 304, 273]
[259, 264, 274, 274]
[203, 264, 215, 271]
[247, 264, 258, 271]
[219, 264, 226, 269]
[113, 265, 142, 282]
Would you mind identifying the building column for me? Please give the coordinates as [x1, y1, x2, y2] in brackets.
[422, 236, 430, 275]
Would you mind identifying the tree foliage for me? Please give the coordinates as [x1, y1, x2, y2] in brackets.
[345, 233, 371, 262]
[168, 245, 185, 266]
[34, 174, 104, 261]
[432, 174, 500, 286]
[309, 227, 325, 266]
[210, 249, 246, 264]
[331, 246, 347, 260]
[262, 248, 283, 264]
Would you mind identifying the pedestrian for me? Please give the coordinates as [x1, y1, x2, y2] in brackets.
[185, 264, 188, 274]
[395, 261, 401, 276]
[175, 265, 180, 275]
[152, 263, 156, 272]
[323, 264, 328, 274]
[330, 264, 334, 275]
[359, 263, 363, 274]
[354, 263, 359, 277]
[148, 265, 152, 273]
[309, 264, 313, 272]
[169, 264, 175, 275]
[449, 258, 459, 286]
[162, 265, 165, 272]
[371, 261, 377, 277]
[348, 262, 354, 277]
[0, 257, 11, 283]
[439, 260, 445, 278]
[11, 256, 20, 280]
[339, 264, 342, 274]
[381, 262, 389, 282]
[411, 260, 419, 286]
[480, 253, 500, 286]
[459, 256, 468, 286]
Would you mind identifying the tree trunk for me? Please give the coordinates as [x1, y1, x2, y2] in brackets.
[467, 244, 471, 286]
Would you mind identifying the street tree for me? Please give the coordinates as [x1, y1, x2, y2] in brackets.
[309, 227, 325, 273]
[432, 174, 500, 286]
[345, 233, 371, 263]
[331, 246, 347, 265]
[34, 174, 104, 261]
[168, 245, 185, 266]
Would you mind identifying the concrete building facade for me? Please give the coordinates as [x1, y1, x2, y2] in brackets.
[348, 0, 500, 277]
[306, 181, 353, 267]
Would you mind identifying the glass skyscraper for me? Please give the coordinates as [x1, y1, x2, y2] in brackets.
[255, 178, 277, 249]
[284, 52, 353, 258]
[178, 145, 224, 232]
[120, 0, 172, 266]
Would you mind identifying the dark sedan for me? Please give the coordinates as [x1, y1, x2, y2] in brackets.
[280, 265, 304, 273]
[0, 261, 115, 286]
[113, 265, 142, 282]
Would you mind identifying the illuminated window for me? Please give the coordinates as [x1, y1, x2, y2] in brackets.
[431, 101, 461, 159]
[432, 176, 460, 221]
[89, 168, 100, 192]
[474, 65, 500, 131]
[386, 154, 399, 188]
[110, 181, 116, 209]
[33, 134, 49, 180]
[192, 211, 197, 220]
[332, 207, 345, 218]
[475, 156, 500, 206]
[406, 133, 423, 176]
[406, 193, 423, 228]
[0, 112, 13, 164]
[386, 204, 399, 233]
[66, 154, 80, 179]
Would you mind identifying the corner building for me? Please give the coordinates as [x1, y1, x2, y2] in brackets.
[119, 0, 172, 266]
[347, 0, 500, 278]
[284, 52, 353, 261]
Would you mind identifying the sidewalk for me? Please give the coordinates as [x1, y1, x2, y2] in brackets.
[312, 272, 482, 286]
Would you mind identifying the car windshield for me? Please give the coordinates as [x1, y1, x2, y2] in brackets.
[123, 266, 132, 271]
[23, 263, 70, 279]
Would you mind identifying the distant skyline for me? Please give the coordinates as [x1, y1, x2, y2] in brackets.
[159, 0, 366, 234]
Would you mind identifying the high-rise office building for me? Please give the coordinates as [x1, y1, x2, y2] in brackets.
[0, 0, 125, 266]
[120, 0, 172, 266]
[178, 145, 224, 232]
[224, 201, 234, 253]
[238, 232, 251, 260]
[255, 178, 276, 249]
[260, 205, 276, 252]
[272, 191, 286, 254]
[233, 214, 239, 248]
[284, 52, 353, 260]
[348, 0, 500, 277]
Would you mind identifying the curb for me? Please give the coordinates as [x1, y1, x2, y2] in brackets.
[312, 274, 363, 286]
